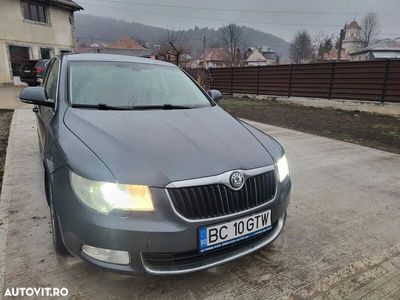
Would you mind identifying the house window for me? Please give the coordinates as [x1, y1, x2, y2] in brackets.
[22, 1, 47, 23]
[40, 48, 52, 59]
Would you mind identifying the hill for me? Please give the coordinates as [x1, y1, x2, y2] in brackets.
[75, 14, 290, 60]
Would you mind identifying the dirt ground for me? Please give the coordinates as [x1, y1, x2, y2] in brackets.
[0, 110, 12, 192]
[220, 97, 400, 154]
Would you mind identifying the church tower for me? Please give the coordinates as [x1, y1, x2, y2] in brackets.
[342, 20, 363, 54]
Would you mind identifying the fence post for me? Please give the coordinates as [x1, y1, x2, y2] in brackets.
[328, 61, 336, 99]
[230, 67, 234, 95]
[256, 66, 260, 96]
[288, 64, 294, 97]
[381, 59, 390, 104]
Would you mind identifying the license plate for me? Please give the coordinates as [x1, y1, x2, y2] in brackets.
[199, 210, 272, 253]
[24, 70, 31, 73]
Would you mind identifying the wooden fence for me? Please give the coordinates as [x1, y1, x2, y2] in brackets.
[185, 60, 400, 103]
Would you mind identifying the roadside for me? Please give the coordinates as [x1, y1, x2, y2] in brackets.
[0, 110, 13, 193]
[220, 96, 400, 154]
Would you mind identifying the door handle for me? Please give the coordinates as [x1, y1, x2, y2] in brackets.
[32, 107, 39, 113]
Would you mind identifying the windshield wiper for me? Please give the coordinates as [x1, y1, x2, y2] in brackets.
[70, 103, 133, 110]
[132, 104, 193, 110]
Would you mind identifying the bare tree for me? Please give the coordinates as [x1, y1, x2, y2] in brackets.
[219, 24, 243, 65]
[159, 30, 191, 66]
[289, 30, 314, 63]
[313, 32, 334, 60]
[361, 12, 380, 47]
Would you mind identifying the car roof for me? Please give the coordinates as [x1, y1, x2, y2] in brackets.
[64, 53, 177, 67]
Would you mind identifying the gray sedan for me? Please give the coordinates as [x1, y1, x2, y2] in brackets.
[19, 53, 291, 275]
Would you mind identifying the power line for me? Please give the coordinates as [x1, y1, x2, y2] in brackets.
[79, 1, 400, 30]
[83, 0, 400, 16]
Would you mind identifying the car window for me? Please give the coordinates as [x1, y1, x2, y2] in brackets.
[45, 59, 59, 101]
[68, 61, 211, 108]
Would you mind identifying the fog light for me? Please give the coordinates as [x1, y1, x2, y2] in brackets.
[82, 245, 130, 265]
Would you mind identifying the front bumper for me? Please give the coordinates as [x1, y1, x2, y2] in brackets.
[51, 167, 291, 275]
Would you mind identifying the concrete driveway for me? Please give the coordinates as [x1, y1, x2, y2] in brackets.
[1, 109, 400, 299]
[0, 86, 30, 109]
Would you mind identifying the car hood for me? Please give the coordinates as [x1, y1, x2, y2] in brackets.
[63, 106, 273, 186]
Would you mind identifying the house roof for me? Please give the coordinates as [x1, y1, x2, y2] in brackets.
[106, 37, 148, 51]
[246, 49, 267, 62]
[43, 0, 83, 11]
[350, 39, 400, 55]
[200, 48, 231, 62]
[347, 20, 361, 30]
[322, 48, 351, 61]
[106, 36, 148, 51]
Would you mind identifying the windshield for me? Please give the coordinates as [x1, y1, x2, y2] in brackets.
[68, 61, 212, 108]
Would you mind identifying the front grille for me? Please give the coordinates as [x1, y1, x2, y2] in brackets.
[142, 221, 277, 269]
[167, 170, 276, 220]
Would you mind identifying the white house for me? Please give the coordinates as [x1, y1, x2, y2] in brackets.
[0, 0, 83, 85]
[351, 38, 400, 61]
[246, 47, 277, 66]
[246, 49, 268, 66]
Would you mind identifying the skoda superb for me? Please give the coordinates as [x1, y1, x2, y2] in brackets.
[19, 54, 291, 275]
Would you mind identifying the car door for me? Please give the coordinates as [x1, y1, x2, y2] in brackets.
[36, 58, 60, 157]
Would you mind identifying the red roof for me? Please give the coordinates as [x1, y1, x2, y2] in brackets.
[347, 20, 361, 30]
[106, 37, 147, 51]
[201, 48, 231, 62]
[323, 49, 351, 61]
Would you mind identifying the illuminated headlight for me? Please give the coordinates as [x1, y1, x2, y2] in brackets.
[277, 154, 289, 183]
[70, 171, 154, 214]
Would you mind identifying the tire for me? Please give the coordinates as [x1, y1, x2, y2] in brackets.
[45, 169, 69, 256]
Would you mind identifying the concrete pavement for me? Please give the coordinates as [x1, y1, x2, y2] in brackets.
[0, 86, 30, 109]
[0, 109, 400, 299]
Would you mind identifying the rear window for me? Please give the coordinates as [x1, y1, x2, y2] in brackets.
[35, 60, 49, 67]
[22, 61, 39, 69]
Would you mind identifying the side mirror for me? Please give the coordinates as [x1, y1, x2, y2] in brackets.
[208, 89, 223, 103]
[19, 87, 54, 107]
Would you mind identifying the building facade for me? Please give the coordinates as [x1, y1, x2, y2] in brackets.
[0, 0, 82, 85]
[342, 20, 363, 54]
[244, 46, 277, 66]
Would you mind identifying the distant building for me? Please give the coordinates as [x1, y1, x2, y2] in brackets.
[342, 20, 363, 54]
[260, 46, 277, 63]
[0, 0, 83, 85]
[244, 46, 277, 66]
[199, 48, 232, 68]
[350, 39, 400, 61]
[244, 47, 256, 59]
[322, 48, 351, 61]
[98, 36, 153, 58]
[246, 49, 269, 66]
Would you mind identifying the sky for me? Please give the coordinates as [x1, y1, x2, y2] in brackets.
[77, 0, 400, 42]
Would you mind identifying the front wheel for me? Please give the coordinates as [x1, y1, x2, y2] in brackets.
[45, 169, 69, 255]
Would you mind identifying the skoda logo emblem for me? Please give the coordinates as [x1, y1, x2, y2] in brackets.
[230, 171, 244, 189]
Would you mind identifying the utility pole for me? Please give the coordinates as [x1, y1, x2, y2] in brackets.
[337, 28, 346, 61]
[202, 36, 206, 55]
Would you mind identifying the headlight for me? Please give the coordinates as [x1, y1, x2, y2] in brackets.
[70, 171, 154, 214]
[277, 154, 289, 183]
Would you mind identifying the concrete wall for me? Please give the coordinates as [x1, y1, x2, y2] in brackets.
[0, 0, 76, 84]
